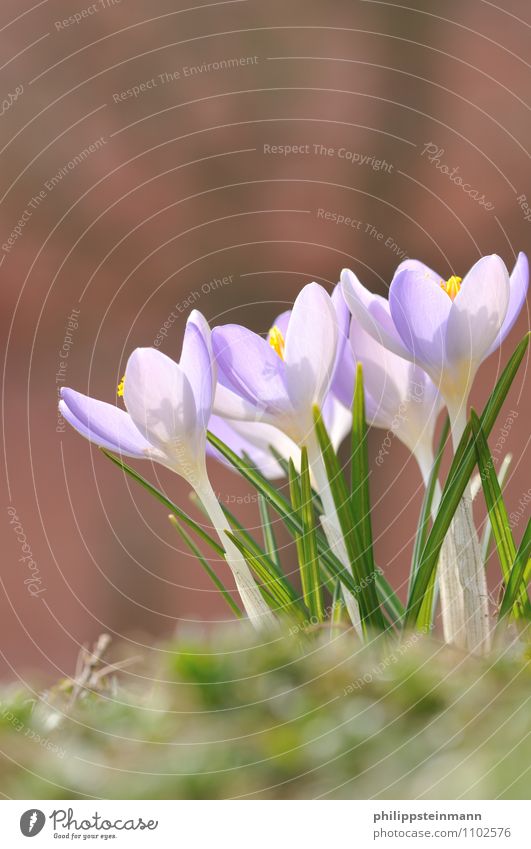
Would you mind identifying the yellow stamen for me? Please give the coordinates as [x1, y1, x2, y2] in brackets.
[268, 325, 286, 360]
[117, 375, 125, 397]
[440, 275, 462, 300]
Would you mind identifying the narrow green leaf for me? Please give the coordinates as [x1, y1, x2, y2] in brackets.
[470, 410, 529, 619]
[350, 363, 375, 563]
[313, 405, 386, 633]
[481, 453, 512, 565]
[404, 332, 530, 630]
[498, 518, 531, 622]
[101, 449, 224, 555]
[330, 580, 344, 637]
[257, 494, 281, 570]
[225, 531, 305, 617]
[470, 412, 516, 574]
[412, 416, 451, 632]
[411, 416, 450, 587]
[207, 430, 402, 625]
[168, 516, 243, 618]
[299, 447, 325, 621]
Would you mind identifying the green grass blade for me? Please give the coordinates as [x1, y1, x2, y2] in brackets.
[168, 515, 243, 618]
[481, 453, 512, 565]
[330, 580, 344, 636]
[470, 410, 528, 619]
[257, 494, 281, 570]
[207, 430, 401, 625]
[350, 363, 375, 564]
[299, 447, 325, 621]
[313, 405, 386, 633]
[411, 416, 450, 587]
[497, 518, 531, 623]
[412, 416, 451, 632]
[101, 449, 224, 555]
[404, 332, 530, 630]
[470, 412, 516, 575]
[225, 531, 305, 617]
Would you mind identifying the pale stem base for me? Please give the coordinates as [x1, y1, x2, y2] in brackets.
[447, 402, 491, 655]
[195, 476, 277, 631]
[417, 450, 466, 650]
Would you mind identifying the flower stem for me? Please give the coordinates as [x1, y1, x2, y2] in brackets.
[416, 449, 466, 649]
[447, 403, 491, 655]
[195, 476, 277, 630]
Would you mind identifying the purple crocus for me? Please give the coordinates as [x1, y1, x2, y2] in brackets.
[59, 310, 274, 629]
[211, 282, 339, 445]
[211, 282, 366, 634]
[341, 253, 528, 441]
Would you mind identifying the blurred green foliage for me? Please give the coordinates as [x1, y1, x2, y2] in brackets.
[0, 628, 529, 799]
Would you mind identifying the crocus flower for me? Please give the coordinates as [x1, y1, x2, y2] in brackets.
[340, 256, 527, 654]
[341, 253, 528, 442]
[59, 311, 274, 629]
[211, 282, 339, 445]
[211, 283, 368, 633]
[332, 308, 466, 645]
[208, 395, 351, 481]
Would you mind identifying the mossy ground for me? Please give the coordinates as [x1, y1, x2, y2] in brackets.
[1, 626, 529, 799]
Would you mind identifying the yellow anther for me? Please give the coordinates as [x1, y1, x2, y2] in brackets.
[440, 275, 462, 300]
[117, 375, 125, 397]
[268, 325, 286, 360]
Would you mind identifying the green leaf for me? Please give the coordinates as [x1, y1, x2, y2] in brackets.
[350, 363, 375, 565]
[101, 449, 224, 555]
[481, 453, 512, 566]
[257, 494, 281, 571]
[207, 430, 402, 625]
[470, 410, 529, 619]
[225, 531, 305, 617]
[404, 332, 530, 630]
[470, 412, 516, 575]
[313, 405, 387, 633]
[299, 448, 325, 621]
[168, 516, 243, 618]
[411, 416, 450, 586]
[497, 518, 531, 623]
[412, 416, 451, 631]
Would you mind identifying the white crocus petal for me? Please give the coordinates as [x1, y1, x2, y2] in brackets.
[446, 255, 510, 374]
[340, 268, 411, 360]
[124, 347, 198, 472]
[322, 395, 352, 452]
[284, 282, 338, 424]
[180, 311, 215, 429]
[213, 379, 272, 424]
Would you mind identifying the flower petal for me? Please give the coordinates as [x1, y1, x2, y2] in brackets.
[389, 266, 452, 376]
[59, 388, 152, 458]
[322, 394, 351, 451]
[208, 415, 298, 479]
[446, 254, 510, 368]
[123, 348, 197, 454]
[393, 258, 441, 286]
[485, 252, 528, 355]
[211, 324, 290, 419]
[269, 309, 291, 338]
[341, 268, 411, 359]
[179, 311, 214, 430]
[284, 282, 338, 412]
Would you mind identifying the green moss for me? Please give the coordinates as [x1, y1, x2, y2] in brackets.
[0, 630, 529, 799]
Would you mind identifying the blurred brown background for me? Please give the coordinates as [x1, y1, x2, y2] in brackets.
[1, 0, 529, 679]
